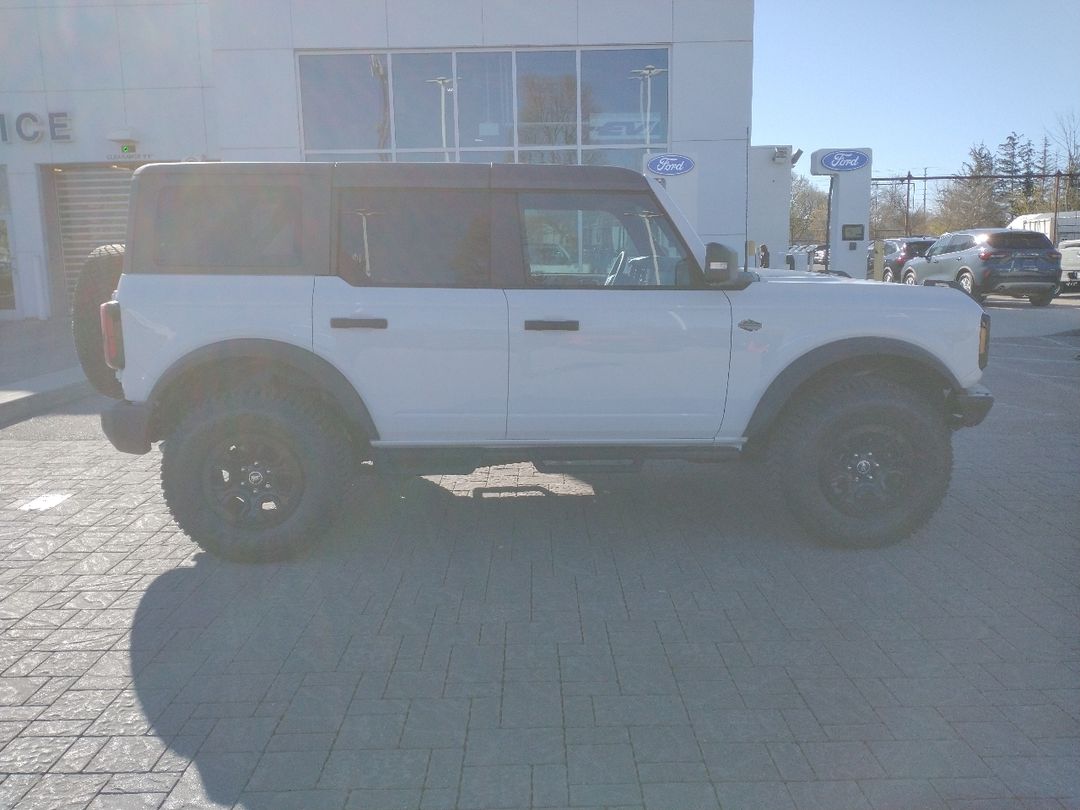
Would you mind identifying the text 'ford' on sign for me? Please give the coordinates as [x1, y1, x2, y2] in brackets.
[819, 150, 870, 172]
[647, 153, 695, 176]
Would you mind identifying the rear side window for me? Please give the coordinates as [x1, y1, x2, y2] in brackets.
[156, 186, 302, 268]
[336, 189, 490, 287]
[987, 231, 1054, 250]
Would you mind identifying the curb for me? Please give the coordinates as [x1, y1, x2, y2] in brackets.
[0, 370, 93, 428]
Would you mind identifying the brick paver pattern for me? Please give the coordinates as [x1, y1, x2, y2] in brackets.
[0, 331, 1077, 809]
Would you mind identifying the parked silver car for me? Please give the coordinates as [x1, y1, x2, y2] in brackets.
[900, 229, 1061, 306]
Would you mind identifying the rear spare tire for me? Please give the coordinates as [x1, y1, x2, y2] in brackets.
[72, 244, 124, 398]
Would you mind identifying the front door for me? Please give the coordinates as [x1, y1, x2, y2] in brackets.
[505, 190, 732, 442]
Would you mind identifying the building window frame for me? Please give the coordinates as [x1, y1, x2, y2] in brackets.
[298, 45, 671, 168]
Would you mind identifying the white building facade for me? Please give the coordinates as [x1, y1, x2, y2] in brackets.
[2, 0, 787, 321]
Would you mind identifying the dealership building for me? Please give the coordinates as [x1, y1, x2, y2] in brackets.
[1, 0, 790, 321]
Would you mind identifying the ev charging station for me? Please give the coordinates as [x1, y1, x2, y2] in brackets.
[811, 148, 872, 278]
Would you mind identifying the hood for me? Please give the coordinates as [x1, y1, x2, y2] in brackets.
[755, 268, 858, 283]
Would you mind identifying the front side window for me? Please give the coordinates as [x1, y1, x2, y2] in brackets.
[336, 189, 490, 287]
[933, 237, 957, 255]
[519, 192, 693, 288]
[155, 186, 302, 269]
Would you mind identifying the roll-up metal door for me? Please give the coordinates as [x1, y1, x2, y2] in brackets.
[52, 165, 139, 300]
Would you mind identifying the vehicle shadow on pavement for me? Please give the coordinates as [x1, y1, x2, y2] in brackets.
[130, 463, 820, 807]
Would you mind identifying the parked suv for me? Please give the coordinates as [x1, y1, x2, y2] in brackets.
[78, 162, 993, 561]
[868, 237, 936, 283]
[900, 229, 1062, 305]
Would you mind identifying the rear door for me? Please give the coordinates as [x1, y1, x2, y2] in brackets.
[502, 187, 732, 442]
[924, 235, 959, 281]
[312, 165, 508, 443]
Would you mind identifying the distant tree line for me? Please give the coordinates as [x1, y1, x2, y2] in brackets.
[792, 113, 1080, 243]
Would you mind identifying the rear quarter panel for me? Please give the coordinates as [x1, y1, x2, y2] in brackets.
[116, 275, 315, 401]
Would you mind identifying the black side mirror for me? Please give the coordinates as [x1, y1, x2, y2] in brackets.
[703, 242, 755, 290]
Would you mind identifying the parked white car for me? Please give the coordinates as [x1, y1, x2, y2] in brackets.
[1058, 239, 1080, 293]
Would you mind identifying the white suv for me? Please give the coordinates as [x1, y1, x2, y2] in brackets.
[77, 162, 993, 561]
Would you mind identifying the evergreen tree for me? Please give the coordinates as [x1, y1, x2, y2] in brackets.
[933, 144, 1005, 231]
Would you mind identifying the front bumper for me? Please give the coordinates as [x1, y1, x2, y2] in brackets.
[947, 385, 994, 428]
[101, 400, 153, 454]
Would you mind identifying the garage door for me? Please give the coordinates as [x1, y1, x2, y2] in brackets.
[51, 165, 139, 302]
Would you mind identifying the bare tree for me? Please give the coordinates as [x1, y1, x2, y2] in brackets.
[1050, 111, 1080, 210]
[790, 174, 828, 244]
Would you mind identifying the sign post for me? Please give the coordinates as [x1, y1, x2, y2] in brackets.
[810, 148, 872, 278]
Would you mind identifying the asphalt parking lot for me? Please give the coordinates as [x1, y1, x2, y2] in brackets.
[0, 297, 1077, 809]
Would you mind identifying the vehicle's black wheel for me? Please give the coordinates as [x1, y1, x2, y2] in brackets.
[769, 376, 952, 547]
[902, 271, 917, 285]
[72, 244, 124, 399]
[161, 389, 351, 562]
[1029, 291, 1054, 307]
[957, 269, 976, 297]
[882, 268, 895, 283]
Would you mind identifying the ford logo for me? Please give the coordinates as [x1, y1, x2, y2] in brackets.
[819, 150, 870, 172]
[647, 153, 695, 176]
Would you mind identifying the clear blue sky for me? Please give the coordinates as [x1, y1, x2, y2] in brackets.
[752, 0, 1080, 187]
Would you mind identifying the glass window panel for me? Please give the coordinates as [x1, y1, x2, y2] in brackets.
[517, 51, 577, 146]
[518, 149, 577, 165]
[456, 51, 513, 148]
[459, 151, 514, 164]
[299, 54, 390, 151]
[336, 189, 490, 287]
[519, 192, 692, 288]
[392, 52, 454, 152]
[304, 152, 392, 162]
[581, 148, 649, 170]
[0, 220, 14, 310]
[395, 151, 456, 163]
[156, 186, 302, 269]
[581, 49, 668, 146]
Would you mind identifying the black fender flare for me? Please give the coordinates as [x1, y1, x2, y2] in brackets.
[743, 337, 962, 441]
[149, 339, 379, 440]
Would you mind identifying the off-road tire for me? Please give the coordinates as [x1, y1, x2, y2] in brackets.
[72, 244, 125, 399]
[161, 389, 351, 562]
[768, 376, 952, 547]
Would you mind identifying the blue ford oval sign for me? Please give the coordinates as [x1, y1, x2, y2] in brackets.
[819, 150, 870, 172]
[647, 153, 695, 176]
